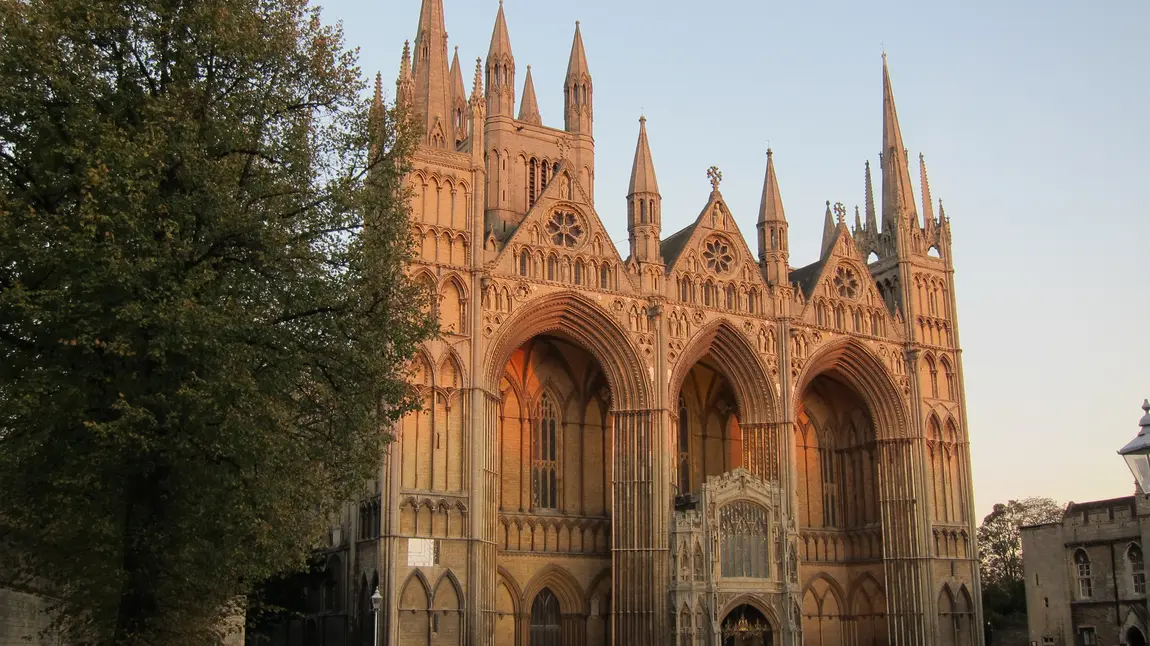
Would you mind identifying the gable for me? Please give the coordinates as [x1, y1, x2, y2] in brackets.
[491, 164, 636, 294]
[665, 191, 768, 309]
[797, 223, 901, 340]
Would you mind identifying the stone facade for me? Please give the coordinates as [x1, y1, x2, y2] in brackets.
[319, 1, 984, 644]
[1022, 497, 1150, 646]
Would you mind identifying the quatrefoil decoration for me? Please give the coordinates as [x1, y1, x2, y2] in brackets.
[546, 210, 584, 248]
[833, 266, 859, 299]
[703, 236, 734, 274]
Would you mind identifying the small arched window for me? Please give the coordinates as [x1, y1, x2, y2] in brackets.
[725, 285, 735, 310]
[942, 358, 955, 400]
[547, 255, 556, 281]
[1130, 544, 1146, 594]
[520, 250, 530, 277]
[1076, 549, 1093, 599]
[680, 279, 690, 303]
[747, 290, 757, 314]
[639, 200, 647, 224]
[600, 264, 610, 289]
[574, 260, 584, 285]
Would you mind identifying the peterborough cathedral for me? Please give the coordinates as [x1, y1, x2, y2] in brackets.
[333, 1, 982, 645]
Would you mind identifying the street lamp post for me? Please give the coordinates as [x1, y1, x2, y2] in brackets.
[1118, 400, 1150, 494]
[370, 586, 382, 646]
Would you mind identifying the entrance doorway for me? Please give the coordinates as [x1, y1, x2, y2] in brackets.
[1128, 627, 1147, 646]
[721, 604, 772, 646]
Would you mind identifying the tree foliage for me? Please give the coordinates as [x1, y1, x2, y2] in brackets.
[978, 497, 1063, 626]
[0, 0, 431, 642]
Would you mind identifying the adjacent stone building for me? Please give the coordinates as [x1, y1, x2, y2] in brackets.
[317, 1, 984, 644]
[1023, 496, 1150, 646]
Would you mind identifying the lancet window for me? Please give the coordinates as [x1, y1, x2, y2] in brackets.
[821, 448, 837, 527]
[719, 501, 770, 578]
[530, 589, 561, 646]
[532, 393, 560, 510]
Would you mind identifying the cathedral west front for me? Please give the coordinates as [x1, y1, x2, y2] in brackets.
[340, 1, 983, 644]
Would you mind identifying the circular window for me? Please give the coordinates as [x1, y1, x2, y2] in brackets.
[833, 266, 860, 299]
[703, 236, 735, 274]
[546, 210, 584, 248]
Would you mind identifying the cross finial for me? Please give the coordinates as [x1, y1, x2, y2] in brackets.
[707, 166, 722, 191]
[556, 137, 570, 162]
[834, 202, 846, 224]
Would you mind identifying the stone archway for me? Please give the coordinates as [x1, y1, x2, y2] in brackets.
[720, 604, 774, 646]
[485, 292, 669, 642]
[1130, 627, 1148, 646]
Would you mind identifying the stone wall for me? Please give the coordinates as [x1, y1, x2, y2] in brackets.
[0, 587, 60, 646]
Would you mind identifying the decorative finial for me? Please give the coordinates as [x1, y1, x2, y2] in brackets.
[1143, 399, 1149, 414]
[766, 148, 773, 157]
[707, 166, 722, 191]
[834, 202, 846, 224]
[576, 20, 581, 26]
[639, 114, 646, 124]
[556, 137, 570, 162]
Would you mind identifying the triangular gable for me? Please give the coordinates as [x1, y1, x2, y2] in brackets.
[664, 190, 768, 294]
[492, 163, 637, 294]
[796, 222, 901, 341]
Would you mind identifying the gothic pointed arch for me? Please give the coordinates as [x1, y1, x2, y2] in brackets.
[432, 570, 465, 610]
[794, 338, 909, 438]
[438, 346, 467, 389]
[522, 564, 587, 615]
[847, 572, 887, 613]
[801, 572, 848, 611]
[399, 570, 432, 610]
[485, 291, 650, 409]
[670, 318, 777, 425]
[717, 594, 780, 631]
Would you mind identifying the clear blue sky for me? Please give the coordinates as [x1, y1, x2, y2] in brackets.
[322, 0, 1150, 520]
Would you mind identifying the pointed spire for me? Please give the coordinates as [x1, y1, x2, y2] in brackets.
[628, 116, 659, 196]
[450, 47, 466, 104]
[881, 54, 919, 230]
[484, 0, 515, 117]
[470, 57, 484, 103]
[412, 0, 452, 147]
[518, 65, 541, 125]
[488, 0, 512, 60]
[758, 149, 786, 224]
[919, 153, 935, 224]
[396, 41, 415, 109]
[564, 21, 593, 133]
[821, 200, 836, 257]
[373, 72, 383, 109]
[566, 21, 590, 81]
[854, 206, 863, 233]
[864, 160, 877, 232]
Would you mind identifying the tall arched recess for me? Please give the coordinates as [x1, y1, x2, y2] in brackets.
[792, 338, 930, 642]
[481, 291, 668, 643]
[667, 319, 781, 489]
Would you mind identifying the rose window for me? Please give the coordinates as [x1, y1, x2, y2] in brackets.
[703, 237, 734, 273]
[546, 211, 584, 248]
[833, 266, 859, 299]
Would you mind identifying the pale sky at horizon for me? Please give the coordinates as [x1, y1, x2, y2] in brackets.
[324, 0, 1150, 521]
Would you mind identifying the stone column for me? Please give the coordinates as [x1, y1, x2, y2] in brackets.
[470, 390, 500, 646]
[878, 436, 933, 645]
[612, 408, 671, 644]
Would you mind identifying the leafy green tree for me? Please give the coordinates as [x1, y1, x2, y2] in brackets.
[0, 0, 431, 643]
[978, 497, 1063, 626]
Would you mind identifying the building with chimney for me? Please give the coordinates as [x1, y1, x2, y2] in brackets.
[320, 2, 983, 645]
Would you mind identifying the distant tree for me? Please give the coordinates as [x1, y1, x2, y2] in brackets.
[0, 0, 431, 643]
[978, 497, 1064, 626]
